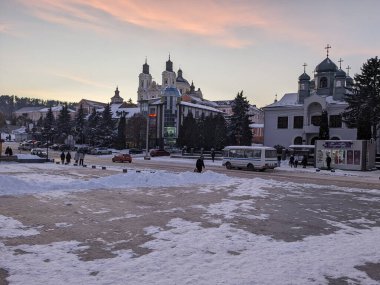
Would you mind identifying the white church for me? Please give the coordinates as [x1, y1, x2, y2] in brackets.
[263, 46, 358, 148]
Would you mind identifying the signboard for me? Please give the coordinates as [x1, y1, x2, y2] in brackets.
[323, 141, 353, 148]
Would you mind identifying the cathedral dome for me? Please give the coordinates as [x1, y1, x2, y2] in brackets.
[335, 69, 346, 78]
[161, 86, 181, 97]
[298, 72, 310, 81]
[315, 58, 338, 73]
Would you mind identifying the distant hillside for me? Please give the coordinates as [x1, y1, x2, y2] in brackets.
[0, 95, 77, 119]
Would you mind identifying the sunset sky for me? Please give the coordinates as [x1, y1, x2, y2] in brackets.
[1, 0, 379, 108]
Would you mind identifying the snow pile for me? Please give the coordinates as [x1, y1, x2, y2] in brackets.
[0, 215, 39, 238]
[0, 170, 230, 196]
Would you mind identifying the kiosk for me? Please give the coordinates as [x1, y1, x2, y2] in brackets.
[315, 140, 376, 171]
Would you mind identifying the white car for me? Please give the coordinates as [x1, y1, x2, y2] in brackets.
[91, 147, 112, 155]
[30, 148, 48, 158]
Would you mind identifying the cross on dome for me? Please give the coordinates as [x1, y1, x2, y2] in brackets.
[338, 58, 344, 69]
[303, 63, 307, 73]
[346, 65, 351, 75]
[325, 44, 331, 57]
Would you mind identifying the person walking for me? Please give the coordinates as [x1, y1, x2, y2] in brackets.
[277, 154, 282, 167]
[74, 151, 79, 165]
[211, 148, 215, 163]
[66, 151, 72, 164]
[326, 154, 332, 170]
[79, 152, 84, 166]
[289, 155, 295, 168]
[301, 155, 307, 168]
[195, 155, 205, 173]
[8, 147, 13, 156]
[60, 151, 65, 164]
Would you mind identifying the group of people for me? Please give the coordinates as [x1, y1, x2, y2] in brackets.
[288, 154, 308, 168]
[60, 151, 85, 165]
[4, 146, 13, 156]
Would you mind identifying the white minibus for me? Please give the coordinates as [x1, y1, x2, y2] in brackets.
[222, 146, 278, 171]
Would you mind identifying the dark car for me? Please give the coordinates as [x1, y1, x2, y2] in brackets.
[150, 149, 170, 157]
[112, 153, 132, 163]
[129, 148, 143, 154]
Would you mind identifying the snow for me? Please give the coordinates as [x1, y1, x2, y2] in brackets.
[0, 162, 380, 284]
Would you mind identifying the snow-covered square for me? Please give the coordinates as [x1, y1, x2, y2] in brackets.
[0, 162, 380, 285]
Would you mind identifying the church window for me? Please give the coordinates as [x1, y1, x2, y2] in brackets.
[294, 136, 303, 145]
[329, 115, 342, 128]
[336, 80, 342, 87]
[311, 115, 321, 126]
[300, 83, 305, 90]
[277, 116, 288, 129]
[319, 77, 328, 88]
[165, 79, 168, 84]
[293, 116, 304, 128]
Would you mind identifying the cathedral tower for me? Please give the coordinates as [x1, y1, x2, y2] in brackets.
[162, 55, 176, 88]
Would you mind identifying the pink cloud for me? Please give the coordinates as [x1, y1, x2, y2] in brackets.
[18, 0, 351, 49]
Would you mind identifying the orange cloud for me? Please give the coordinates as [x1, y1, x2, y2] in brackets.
[18, 0, 333, 49]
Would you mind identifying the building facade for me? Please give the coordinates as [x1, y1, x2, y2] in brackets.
[263, 50, 357, 148]
[137, 57, 222, 148]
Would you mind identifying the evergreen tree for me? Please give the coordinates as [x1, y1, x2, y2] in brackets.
[57, 104, 72, 142]
[97, 104, 115, 146]
[86, 108, 100, 146]
[343, 57, 380, 140]
[229, 91, 252, 145]
[197, 113, 206, 149]
[213, 113, 227, 150]
[42, 107, 56, 143]
[126, 113, 146, 148]
[74, 104, 86, 144]
[115, 114, 127, 149]
[319, 110, 329, 140]
[178, 112, 197, 149]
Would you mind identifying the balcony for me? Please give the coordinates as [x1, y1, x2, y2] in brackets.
[304, 125, 319, 134]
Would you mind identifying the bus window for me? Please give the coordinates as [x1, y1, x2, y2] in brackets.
[265, 149, 277, 158]
[253, 149, 261, 158]
[236, 150, 245, 158]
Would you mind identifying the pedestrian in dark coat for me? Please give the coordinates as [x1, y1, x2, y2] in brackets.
[289, 155, 295, 168]
[5, 146, 10, 156]
[294, 159, 298, 168]
[211, 148, 215, 163]
[301, 155, 307, 168]
[66, 151, 72, 164]
[195, 156, 205, 173]
[8, 147, 13, 156]
[326, 154, 332, 170]
[60, 151, 65, 164]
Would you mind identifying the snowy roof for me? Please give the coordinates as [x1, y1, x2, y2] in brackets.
[13, 107, 44, 113]
[264, 93, 300, 108]
[39, 106, 75, 113]
[180, 101, 223, 113]
[249, 123, 264, 128]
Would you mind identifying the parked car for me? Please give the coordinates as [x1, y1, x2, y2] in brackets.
[30, 148, 47, 158]
[91, 147, 112, 155]
[150, 149, 170, 157]
[112, 153, 132, 163]
[129, 148, 143, 154]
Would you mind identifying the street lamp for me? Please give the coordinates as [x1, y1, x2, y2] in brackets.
[144, 112, 156, 160]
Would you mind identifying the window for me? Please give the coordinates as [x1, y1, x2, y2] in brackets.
[336, 81, 342, 87]
[311, 115, 321, 126]
[300, 83, 305, 90]
[293, 116, 304, 129]
[277, 116, 288, 129]
[329, 115, 342, 128]
[294, 136, 303, 145]
[320, 77, 327, 88]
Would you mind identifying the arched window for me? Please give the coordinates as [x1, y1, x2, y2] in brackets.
[310, 137, 318, 145]
[319, 77, 328, 88]
[294, 136, 303, 145]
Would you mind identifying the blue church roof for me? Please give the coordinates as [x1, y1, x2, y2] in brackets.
[161, 87, 181, 97]
[315, 57, 338, 72]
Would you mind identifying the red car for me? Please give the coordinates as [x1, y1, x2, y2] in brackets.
[112, 153, 132, 163]
[150, 149, 170, 157]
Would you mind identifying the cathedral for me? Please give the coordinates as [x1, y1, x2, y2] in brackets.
[137, 56, 222, 148]
[263, 46, 357, 148]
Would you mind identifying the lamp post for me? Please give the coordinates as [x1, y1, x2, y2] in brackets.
[144, 113, 149, 159]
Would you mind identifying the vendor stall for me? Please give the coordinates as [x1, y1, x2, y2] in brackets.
[315, 140, 376, 171]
